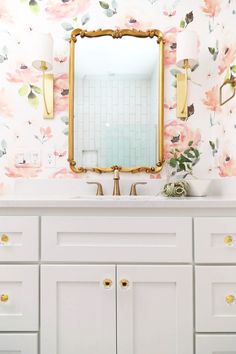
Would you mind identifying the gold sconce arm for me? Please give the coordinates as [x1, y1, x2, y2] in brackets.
[177, 59, 189, 120]
[220, 78, 236, 106]
[42, 70, 54, 119]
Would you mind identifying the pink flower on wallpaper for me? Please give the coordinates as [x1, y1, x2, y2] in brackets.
[0, 88, 13, 118]
[6, 64, 39, 84]
[52, 168, 82, 179]
[219, 149, 236, 177]
[45, 0, 90, 21]
[202, 85, 221, 112]
[54, 74, 69, 94]
[164, 27, 179, 66]
[164, 120, 201, 160]
[0, 2, 13, 23]
[55, 95, 69, 114]
[218, 43, 236, 74]
[201, 0, 221, 17]
[5, 167, 41, 178]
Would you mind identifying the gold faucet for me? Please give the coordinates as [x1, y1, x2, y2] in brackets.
[113, 169, 121, 196]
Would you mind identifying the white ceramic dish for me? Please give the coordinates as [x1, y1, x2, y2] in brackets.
[186, 179, 212, 197]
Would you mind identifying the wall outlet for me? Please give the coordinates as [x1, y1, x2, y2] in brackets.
[44, 151, 56, 168]
[14, 149, 41, 168]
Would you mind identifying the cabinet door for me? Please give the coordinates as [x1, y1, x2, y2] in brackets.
[196, 266, 236, 332]
[0, 265, 39, 331]
[0, 333, 38, 354]
[196, 334, 236, 354]
[41, 265, 116, 354]
[117, 265, 193, 354]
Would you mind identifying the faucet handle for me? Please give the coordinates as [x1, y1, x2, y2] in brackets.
[87, 182, 104, 196]
[129, 182, 147, 196]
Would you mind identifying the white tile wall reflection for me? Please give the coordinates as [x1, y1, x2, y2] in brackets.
[74, 74, 157, 168]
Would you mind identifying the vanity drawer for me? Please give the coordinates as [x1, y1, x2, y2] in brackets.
[41, 216, 192, 262]
[0, 265, 39, 331]
[194, 217, 236, 263]
[196, 266, 236, 332]
[196, 335, 236, 354]
[0, 216, 39, 262]
[0, 333, 38, 353]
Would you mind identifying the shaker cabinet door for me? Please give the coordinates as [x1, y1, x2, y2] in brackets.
[0, 334, 38, 354]
[41, 265, 116, 354]
[117, 265, 193, 354]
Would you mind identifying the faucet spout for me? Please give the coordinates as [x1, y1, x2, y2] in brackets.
[113, 169, 121, 196]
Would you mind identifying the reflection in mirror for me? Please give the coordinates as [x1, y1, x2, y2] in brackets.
[74, 36, 158, 168]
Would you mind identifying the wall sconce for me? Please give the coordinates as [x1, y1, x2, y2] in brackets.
[220, 77, 236, 106]
[31, 33, 54, 119]
[176, 31, 198, 120]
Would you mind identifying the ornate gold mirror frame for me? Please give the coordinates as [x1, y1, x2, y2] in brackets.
[68, 28, 164, 173]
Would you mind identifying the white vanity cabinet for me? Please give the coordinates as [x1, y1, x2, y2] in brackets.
[1, 199, 236, 354]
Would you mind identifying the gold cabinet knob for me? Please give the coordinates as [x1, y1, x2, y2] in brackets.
[224, 235, 233, 245]
[225, 294, 235, 304]
[1, 234, 9, 244]
[120, 279, 129, 288]
[0, 294, 9, 302]
[103, 279, 113, 289]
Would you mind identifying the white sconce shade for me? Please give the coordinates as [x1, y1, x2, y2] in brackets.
[176, 30, 198, 69]
[31, 33, 53, 71]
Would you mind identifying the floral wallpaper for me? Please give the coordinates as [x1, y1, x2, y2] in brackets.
[0, 0, 236, 181]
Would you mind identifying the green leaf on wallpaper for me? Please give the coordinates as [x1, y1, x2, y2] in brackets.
[112, 0, 118, 9]
[62, 22, 74, 31]
[28, 91, 39, 108]
[106, 8, 116, 17]
[61, 116, 69, 125]
[29, 0, 40, 15]
[172, 80, 177, 88]
[2, 46, 8, 55]
[231, 65, 236, 73]
[170, 68, 181, 78]
[99, 1, 110, 9]
[188, 104, 194, 117]
[18, 84, 29, 96]
[1, 140, 7, 150]
[180, 20, 185, 28]
[208, 47, 215, 55]
[169, 158, 177, 168]
[0, 55, 4, 64]
[32, 85, 41, 94]
[63, 127, 69, 135]
[81, 14, 90, 26]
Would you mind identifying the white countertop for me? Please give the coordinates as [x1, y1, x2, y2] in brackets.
[1, 194, 236, 208]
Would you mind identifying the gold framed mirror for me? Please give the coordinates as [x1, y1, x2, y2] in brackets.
[68, 28, 164, 173]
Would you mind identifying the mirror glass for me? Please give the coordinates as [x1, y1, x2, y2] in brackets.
[72, 33, 162, 171]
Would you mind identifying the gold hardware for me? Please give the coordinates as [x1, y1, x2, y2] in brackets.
[1, 234, 9, 243]
[68, 28, 165, 174]
[113, 169, 121, 196]
[220, 78, 236, 106]
[87, 182, 104, 196]
[224, 235, 233, 245]
[177, 59, 189, 120]
[129, 182, 147, 196]
[225, 294, 235, 304]
[103, 279, 112, 288]
[0, 294, 9, 302]
[120, 279, 129, 288]
[42, 71, 54, 119]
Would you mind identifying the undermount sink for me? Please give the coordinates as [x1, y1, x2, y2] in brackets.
[72, 195, 159, 200]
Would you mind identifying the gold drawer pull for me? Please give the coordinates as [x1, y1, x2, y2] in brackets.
[103, 279, 112, 289]
[120, 279, 129, 288]
[225, 294, 235, 304]
[0, 294, 9, 302]
[0, 234, 9, 244]
[224, 235, 233, 245]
